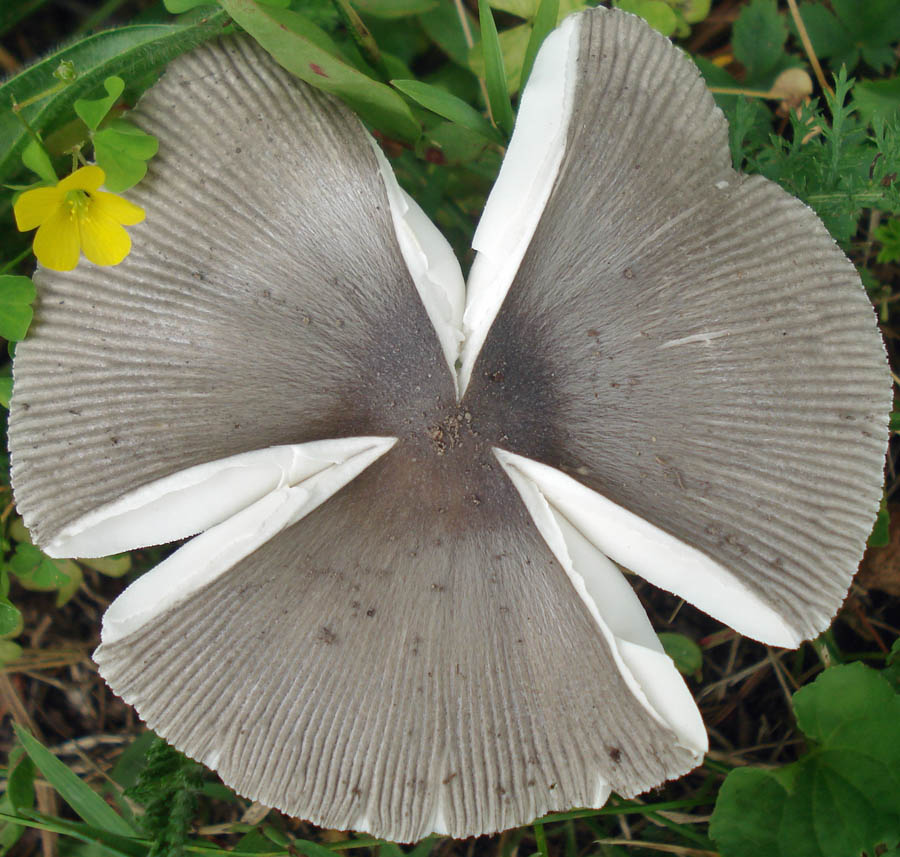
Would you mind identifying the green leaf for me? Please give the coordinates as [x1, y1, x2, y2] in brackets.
[0, 376, 13, 408]
[869, 498, 890, 547]
[0, 640, 23, 664]
[477, 0, 514, 135]
[795, 0, 900, 74]
[352, 0, 438, 18]
[468, 23, 530, 95]
[74, 75, 125, 131]
[855, 78, 900, 127]
[520, 0, 558, 90]
[0, 809, 147, 857]
[79, 554, 132, 577]
[710, 663, 900, 857]
[732, 0, 787, 83]
[164, 0, 212, 11]
[658, 632, 702, 676]
[0, 597, 23, 638]
[613, 0, 677, 36]
[7, 755, 36, 814]
[93, 120, 159, 191]
[0, 12, 228, 186]
[891, 411, 900, 434]
[392, 79, 503, 143]
[217, 0, 420, 143]
[21, 139, 57, 183]
[419, 1, 479, 67]
[8, 544, 79, 594]
[0, 275, 36, 342]
[14, 726, 138, 837]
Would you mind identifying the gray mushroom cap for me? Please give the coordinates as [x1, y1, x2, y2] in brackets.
[8, 6, 890, 843]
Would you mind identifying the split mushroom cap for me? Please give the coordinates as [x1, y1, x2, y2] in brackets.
[8, 7, 890, 843]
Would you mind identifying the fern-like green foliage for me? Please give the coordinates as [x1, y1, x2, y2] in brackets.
[727, 69, 900, 246]
[125, 737, 206, 857]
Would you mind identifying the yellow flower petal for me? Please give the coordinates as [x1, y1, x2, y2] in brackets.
[58, 165, 105, 193]
[90, 191, 146, 226]
[33, 204, 81, 271]
[79, 207, 131, 267]
[14, 186, 65, 231]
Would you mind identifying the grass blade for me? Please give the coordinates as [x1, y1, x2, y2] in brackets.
[218, 0, 420, 143]
[520, 0, 558, 91]
[392, 79, 504, 143]
[477, 0, 514, 136]
[13, 725, 136, 837]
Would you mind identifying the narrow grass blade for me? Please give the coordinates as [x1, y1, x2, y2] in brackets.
[218, 0, 420, 143]
[521, 0, 558, 90]
[392, 79, 504, 143]
[477, 0, 515, 135]
[13, 725, 136, 837]
[0, 810, 146, 857]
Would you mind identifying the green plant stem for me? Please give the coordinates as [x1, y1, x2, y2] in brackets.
[0, 247, 34, 275]
[533, 821, 549, 857]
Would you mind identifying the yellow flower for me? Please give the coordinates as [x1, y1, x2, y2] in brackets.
[14, 165, 145, 272]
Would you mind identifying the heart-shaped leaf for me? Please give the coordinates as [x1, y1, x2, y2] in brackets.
[0, 275, 36, 342]
[92, 119, 159, 191]
[74, 75, 125, 131]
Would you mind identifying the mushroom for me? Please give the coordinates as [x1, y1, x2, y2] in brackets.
[8, 6, 890, 843]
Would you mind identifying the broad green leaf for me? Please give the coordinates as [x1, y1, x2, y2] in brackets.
[731, 0, 787, 83]
[855, 78, 900, 127]
[0, 640, 23, 664]
[710, 663, 900, 857]
[671, 0, 711, 24]
[613, 0, 677, 36]
[21, 140, 57, 183]
[8, 544, 79, 593]
[0, 376, 13, 408]
[74, 75, 125, 131]
[7, 756, 35, 814]
[353, 0, 438, 18]
[869, 498, 890, 547]
[79, 554, 132, 577]
[0, 275, 36, 342]
[520, 0, 558, 90]
[164, 0, 212, 11]
[891, 411, 900, 434]
[93, 120, 159, 191]
[0, 598, 23, 638]
[218, 0, 420, 143]
[477, 0, 514, 135]
[428, 121, 494, 164]
[0, 12, 228, 186]
[14, 726, 138, 837]
[658, 632, 702, 676]
[392, 79, 503, 143]
[419, 2, 479, 67]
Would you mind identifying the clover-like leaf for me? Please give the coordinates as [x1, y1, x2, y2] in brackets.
[92, 119, 159, 192]
[710, 663, 900, 857]
[9, 543, 81, 599]
[796, 0, 900, 74]
[0, 275, 36, 342]
[613, 0, 677, 36]
[0, 597, 23, 638]
[74, 75, 125, 131]
[21, 139, 57, 184]
[732, 0, 790, 86]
